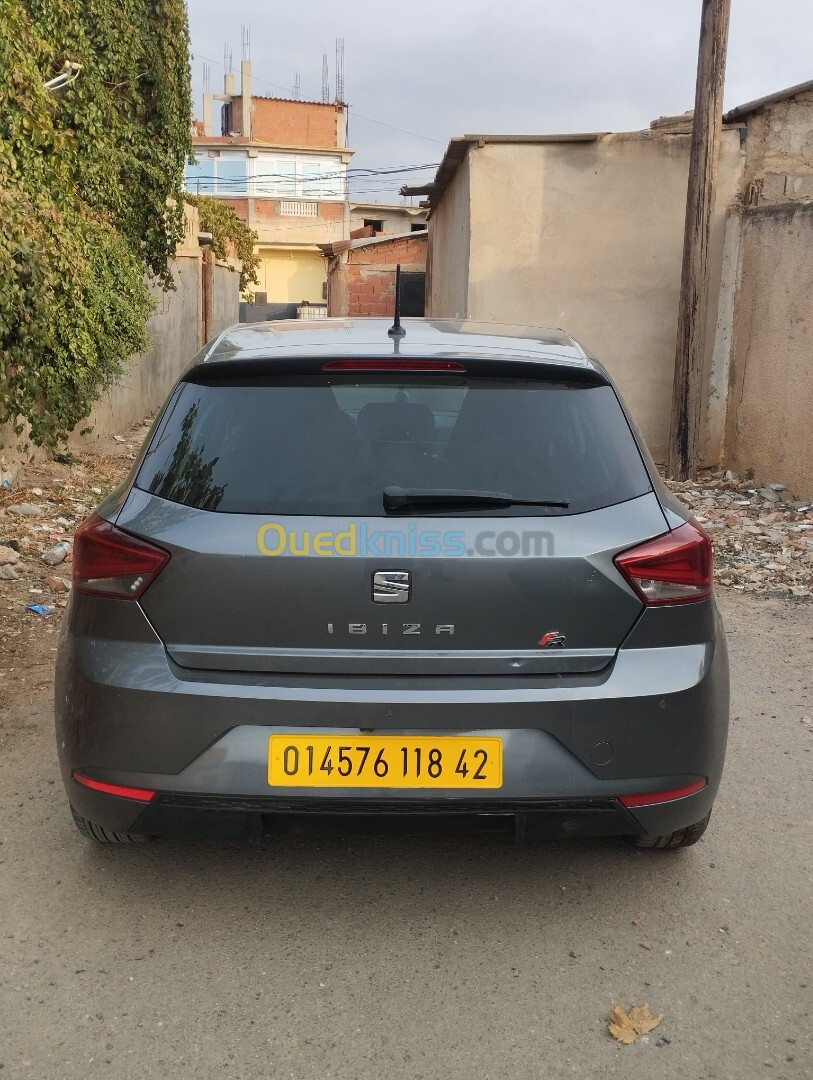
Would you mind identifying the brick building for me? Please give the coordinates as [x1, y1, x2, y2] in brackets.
[349, 201, 428, 236]
[187, 61, 352, 314]
[321, 231, 428, 317]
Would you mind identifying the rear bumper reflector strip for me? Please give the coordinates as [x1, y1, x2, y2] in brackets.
[72, 772, 157, 803]
[619, 778, 707, 808]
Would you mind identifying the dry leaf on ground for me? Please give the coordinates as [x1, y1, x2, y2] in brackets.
[608, 1003, 664, 1044]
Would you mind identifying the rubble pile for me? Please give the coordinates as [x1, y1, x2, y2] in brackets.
[0, 429, 142, 639]
[666, 471, 813, 598]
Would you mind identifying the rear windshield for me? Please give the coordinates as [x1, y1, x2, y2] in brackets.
[135, 377, 651, 516]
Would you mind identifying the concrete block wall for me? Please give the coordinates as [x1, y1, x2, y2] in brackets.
[722, 203, 813, 497]
[338, 235, 427, 317]
[717, 92, 813, 497]
[739, 91, 813, 208]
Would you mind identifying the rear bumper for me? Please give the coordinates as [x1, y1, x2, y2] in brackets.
[56, 599, 729, 840]
[130, 793, 689, 842]
[68, 786, 716, 843]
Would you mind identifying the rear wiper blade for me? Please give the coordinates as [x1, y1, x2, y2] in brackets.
[383, 486, 569, 511]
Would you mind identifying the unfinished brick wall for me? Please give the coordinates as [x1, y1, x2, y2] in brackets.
[333, 235, 427, 317]
[246, 199, 344, 225]
[250, 98, 344, 148]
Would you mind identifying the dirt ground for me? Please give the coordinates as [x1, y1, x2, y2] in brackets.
[0, 437, 812, 1078]
[0, 425, 146, 730]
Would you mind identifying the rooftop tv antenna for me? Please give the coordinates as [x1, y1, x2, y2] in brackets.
[321, 53, 330, 103]
[388, 265, 406, 340]
[335, 37, 345, 102]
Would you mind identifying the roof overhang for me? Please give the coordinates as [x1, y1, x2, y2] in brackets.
[400, 132, 605, 210]
[350, 202, 428, 215]
[192, 136, 354, 161]
[319, 230, 427, 259]
[723, 78, 813, 123]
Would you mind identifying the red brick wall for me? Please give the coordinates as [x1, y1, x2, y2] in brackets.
[342, 235, 427, 317]
[216, 198, 344, 226]
[251, 98, 343, 148]
[221, 198, 249, 220]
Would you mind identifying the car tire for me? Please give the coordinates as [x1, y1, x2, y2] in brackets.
[70, 805, 150, 845]
[631, 809, 712, 850]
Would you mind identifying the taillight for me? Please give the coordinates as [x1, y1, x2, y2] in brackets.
[73, 515, 169, 600]
[321, 359, 467, 371]
[614, 519, 712, 605]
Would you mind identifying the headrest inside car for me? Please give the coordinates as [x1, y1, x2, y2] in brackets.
[356, 402, 436, 443]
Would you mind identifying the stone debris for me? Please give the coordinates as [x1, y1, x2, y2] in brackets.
[44, 575, 71, 592]
[0, 430, 141, 637]
[7, 502, 44, 518]
[665, 470, 813, 598]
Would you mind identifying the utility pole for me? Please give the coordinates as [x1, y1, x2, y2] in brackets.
[668, 0, 732, 480]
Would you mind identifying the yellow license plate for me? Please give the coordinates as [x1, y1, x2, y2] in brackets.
[268, 735, 503, 789]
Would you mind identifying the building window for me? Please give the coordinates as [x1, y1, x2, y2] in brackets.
[186, 151, 346, 201]
[301, 163, 322, 198]
[255, 158, 297, 198]
[254, 155, 344, 200]
[184, 154, 215, 195]
[184, 152, 248, 195]
[411, 223, 426, 232]
[363, 219, 384, 233]
[216, 152, 248, 194]
[312, 161, 344, 199]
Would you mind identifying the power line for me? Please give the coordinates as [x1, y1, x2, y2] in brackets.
[185, 163, 439, 183]
[349, 111, 445, 145]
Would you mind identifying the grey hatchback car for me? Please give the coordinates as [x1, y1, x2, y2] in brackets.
[56, 318, 729, 848]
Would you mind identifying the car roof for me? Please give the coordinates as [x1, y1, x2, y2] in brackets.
[199, 318, 595, 369]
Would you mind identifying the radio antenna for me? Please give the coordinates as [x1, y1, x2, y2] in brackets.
[388, 264, 406, 340]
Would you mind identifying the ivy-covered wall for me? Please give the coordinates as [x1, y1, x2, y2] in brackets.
[0, 0, 193, 449]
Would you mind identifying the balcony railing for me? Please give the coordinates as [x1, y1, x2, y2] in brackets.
[277, 201, 319, 217]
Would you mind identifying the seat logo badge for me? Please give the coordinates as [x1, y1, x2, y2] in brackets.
[372, 570, 411, 603]
[538, 630, 567, 648]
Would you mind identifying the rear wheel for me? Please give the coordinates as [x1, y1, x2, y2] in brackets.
[70, 806, 150, 845]
[631, 809, 712, 850]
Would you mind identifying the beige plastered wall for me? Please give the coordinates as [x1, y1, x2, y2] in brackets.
[724, 204, 813, 498]
[426, 152, 471, 320]
[428, 132, 743, 462]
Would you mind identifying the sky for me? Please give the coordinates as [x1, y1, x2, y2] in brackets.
[186, 0, 812, 203]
